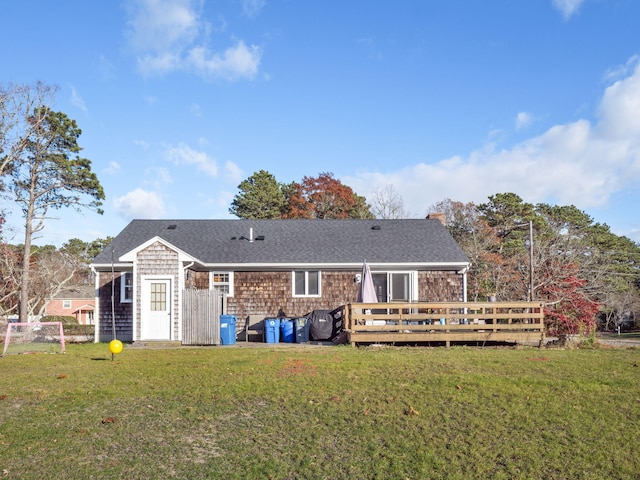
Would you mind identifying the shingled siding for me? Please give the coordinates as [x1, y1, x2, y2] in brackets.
[222, 270, 465, 322]
[418, 271, 464, 302]
[226, 271, 360, 321]
[136, 242, 181, 340]
[97, 272, 133, 342]
[186, 270, 209, 289]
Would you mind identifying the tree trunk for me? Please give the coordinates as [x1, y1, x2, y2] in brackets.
[19, 215, 33, 323]
[18, 171, 37, 323]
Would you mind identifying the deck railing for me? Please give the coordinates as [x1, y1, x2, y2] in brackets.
[344, 301, 545, 347]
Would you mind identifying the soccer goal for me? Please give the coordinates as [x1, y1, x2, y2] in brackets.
[2, 322, 66, 356]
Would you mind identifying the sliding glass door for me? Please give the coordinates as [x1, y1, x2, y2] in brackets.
[372, 272, 414, 302]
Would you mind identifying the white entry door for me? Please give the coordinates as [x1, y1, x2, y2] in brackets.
[141, 278, 172, 340]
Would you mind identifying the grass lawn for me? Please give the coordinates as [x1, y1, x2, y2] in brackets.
[1, 343, 639, 479]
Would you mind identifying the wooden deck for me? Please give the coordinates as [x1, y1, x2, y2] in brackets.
[344, 301, 545, 347]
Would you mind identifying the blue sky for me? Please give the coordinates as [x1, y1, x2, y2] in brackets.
[2, 0, 639, 246]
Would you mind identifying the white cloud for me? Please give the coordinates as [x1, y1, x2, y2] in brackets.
[596, 61, 640, 139]
[186, 41, 261, 81]
[114, 188, 166, 219]
[346, 59, 640, 217]
[137, 52, 182, 75]
[125, 0, 202, 53]
[165, 142, 218, 177]
[241, 0, 266, 18]
[552, 0, 586, 20]
[145, 167, 174, 189]
[125, 0, 261, 80]
[603, 55, 639, 83]
[104, 161, 121, 175]
[134, 139, 150, 149]
[515, 112, 533, 131]
[190, 102, 203, 116]
[144, 95, 158, 105]
[210, 14, 227, 34]
[224, 160, 243, 184]
[97, 54, 117, 82]
[70, 86, 87, 113]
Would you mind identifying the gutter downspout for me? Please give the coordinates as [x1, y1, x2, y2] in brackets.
[184, 262, 195, 276]
[457, 265, 469, 303]
[463, 269, 468, 303]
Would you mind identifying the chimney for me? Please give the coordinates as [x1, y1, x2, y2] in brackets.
[427, 212, 446, 225]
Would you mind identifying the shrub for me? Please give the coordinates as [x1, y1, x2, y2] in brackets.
[40, 315, 78, 325]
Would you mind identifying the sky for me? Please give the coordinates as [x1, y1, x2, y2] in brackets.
[1, 0, 639, 246]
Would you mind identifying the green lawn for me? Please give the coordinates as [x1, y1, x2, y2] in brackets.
[1, 343, 639, 479]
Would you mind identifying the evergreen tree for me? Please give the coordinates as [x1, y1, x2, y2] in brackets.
[229, 170, 287, 219]
[8, 107, 104, 322]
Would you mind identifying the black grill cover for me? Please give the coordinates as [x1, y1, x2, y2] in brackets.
[308, 307, 344, 341]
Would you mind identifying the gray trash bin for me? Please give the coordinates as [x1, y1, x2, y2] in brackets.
[295, 317, 310, 343]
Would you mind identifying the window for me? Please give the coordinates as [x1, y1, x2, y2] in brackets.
[150, 282, 167, 311]
[62, 300, 72, 309]
[293, 271, 320, 297]
[121, 272, 133, 303]
[211, 272, 233, 296]
[372, 272, 414, 302]
[390, 273, 411, 301]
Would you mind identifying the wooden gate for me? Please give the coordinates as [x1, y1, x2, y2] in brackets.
[182, 288, 224, 345]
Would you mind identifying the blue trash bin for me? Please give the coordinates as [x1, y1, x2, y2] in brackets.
[295, 317, 310, 343]
[220, 315, 237, 345]
[264, 318, 281, 343]
[280, 319, 295, 343]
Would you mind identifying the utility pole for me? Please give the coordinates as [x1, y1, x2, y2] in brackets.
[528, 220, 534, 301]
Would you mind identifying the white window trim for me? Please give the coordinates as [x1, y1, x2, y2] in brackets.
[120, 271, 133, 304]
[62, 300, 72, 309]
[211, 271, 234, 297]
[292, 270, 321, 298]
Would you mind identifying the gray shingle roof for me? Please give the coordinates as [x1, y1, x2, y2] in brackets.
[91, 219, 469, 269]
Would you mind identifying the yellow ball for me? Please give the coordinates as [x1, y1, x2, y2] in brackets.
[109, 339, 123, 355]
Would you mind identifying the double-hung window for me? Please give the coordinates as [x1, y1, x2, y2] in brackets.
[211, 272, 234, 296]
[121, 272, 133, 303]
[293, 270, 320, 297]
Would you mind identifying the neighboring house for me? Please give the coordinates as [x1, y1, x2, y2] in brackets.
[90, 217, 470, 343]
[44, 286, 95, 325]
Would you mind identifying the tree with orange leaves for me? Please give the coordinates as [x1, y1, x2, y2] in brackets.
[283, 172, 373, 219]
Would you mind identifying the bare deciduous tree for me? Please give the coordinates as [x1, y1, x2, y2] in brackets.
[370, 184, 407, 219]
[30, 250, 84, 318]
[0, 243, 21, 316]
[0, 82, 56, 177]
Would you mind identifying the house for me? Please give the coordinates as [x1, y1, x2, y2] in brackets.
[44, 286, 95, 325]
[90, 217, 470, 343]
